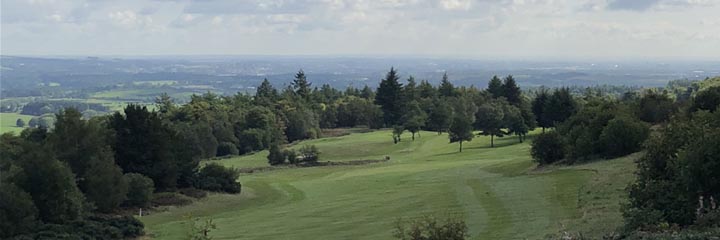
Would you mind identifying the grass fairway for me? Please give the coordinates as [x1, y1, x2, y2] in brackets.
[0, 112, 34, 134]
[142, 130, 636, 239]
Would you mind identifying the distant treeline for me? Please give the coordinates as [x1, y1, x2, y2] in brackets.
[19, 100, 108, 115]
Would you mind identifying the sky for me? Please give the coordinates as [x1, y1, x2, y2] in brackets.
[1, 0, 719, 59]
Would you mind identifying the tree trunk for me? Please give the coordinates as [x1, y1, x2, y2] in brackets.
[491, 135, 494, 148]
[412, 132, 415, 141]
[459, 141, 463, 152]
[519, 134, 523, 143]
[542, 127, 545, 133]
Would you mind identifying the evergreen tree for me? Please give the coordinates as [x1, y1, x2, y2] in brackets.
[487, 75, 504, 99]
[531, 88, 551, 132]
[418, 80, 437, 99]
[375, 67, 404, 125]
[438, 72, 456, 97]
[404, 76, 419, 103]
[545, 87, 577, 126]
[292, 70, 312, 100]
[501, 75, 522, 105]
[360, 85, 374, 99]
[428, 98, 452, 134]
[255, 78, 279, 104]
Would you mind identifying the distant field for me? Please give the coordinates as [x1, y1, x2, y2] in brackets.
[0, 112, 34, 134]
[143, 130, 636, 239]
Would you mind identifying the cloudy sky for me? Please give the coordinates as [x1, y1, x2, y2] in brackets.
[1, 0, 719, 59]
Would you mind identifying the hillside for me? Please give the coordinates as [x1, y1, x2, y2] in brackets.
[141, 130, 636, 239]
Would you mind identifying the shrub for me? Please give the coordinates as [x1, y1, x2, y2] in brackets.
[393, 216, 468, 240]
[299, 145, 320, 163]
[598, 117, 649, 158]
[194, 163, 242, 194]
[151, 192, 194, 206]
[284, 149, 298, 164]
[267, 144, 286, 165]
[11, 216, 144, 240]
[530, 131, 565, 165]
[216, 142, 239, 156]
[0, 183, 38, 238]
[16, 118, 25, 127]
[123, 173, 154, 208]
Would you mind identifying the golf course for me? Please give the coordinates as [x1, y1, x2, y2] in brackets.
[142, 129, 636, 239]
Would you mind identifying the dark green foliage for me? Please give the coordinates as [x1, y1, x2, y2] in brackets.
[393, 216, 468, 240]
[449, 98, 476, 152]
[267, 143, 286, 165]
[83, 158, 129, 212]
[0, 183, 38, 238]
[624, 110, 720, 230]
[504, 105, 529, 143]
[217, 141, 240, 156]
[28, 117, 38, 128]
[292, 69, 312, 100]
[392, 125, 405, 143]
[179, 188, 208, 199]
[597, 117, 649, 158]
[10, 216, 144, 240]
[556, 101, 617, 161]
[636, 90, 675, 123]
[419, 80, 437, 99]
[255, 78, 279, 104]
[428, 98, 452, 134]
[487, 75, 504, 99]
[474, 100, 505, 147]
[9, 146, 86, 224]
[285, 107, 320, 142]
[110, 105, 181, 191]
[376, 67, 404, 125]
[530, 131, 565, 165]
[402, 101, 428, 140]
[151, 192, 194, 206]
[438, 73, 457, 97]
[16, 118, 25, 127]
[691, 86, 720, 112]
[545, 88, 577, 126]
[298, 145, 320, 163]
[532, 88, 552, 131]
[123, 173, 154, 208]
[194, 163, 241, 194]
[501, 75, 522, 106]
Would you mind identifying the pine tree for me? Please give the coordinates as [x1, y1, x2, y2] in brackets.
[375, 67, 404, 125]
[532, 88, 551, 132]
[502, 75, 522, 105]
[487, 75, 504, 99]
[438, 72, 456, 97]
[256, 78, 279, 103]
[292, 69, 312, 100]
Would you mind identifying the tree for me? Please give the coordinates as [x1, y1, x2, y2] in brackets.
[360, 85, 374, 99]
[83, 157, 129, 212]
[298, 145, 320, 163]
[636, 90, 674, 123]
[16, 118, 25, 127]
[0, 183, 38, 238]
[9, 145, 86, 224]
[487, 75, 504, 99]
[504, 105, 529, 143]
[401, 101, 427, 140]
[428, 98, 452, 134]
[392, 125, 405, 144]
[530, 131, 565, 165]
[28, 117, 38, 128]
[501, 75, 522, 105]
[691, 86, 720, 112]
[255, 78, 279, 104]
[110, 105, 181, 191]
[194, 164, 241, 193]
[438, 72, 456, 97]
[404, 76, 419, 103]
[123, 173, 154, 208]
[375, 67, 404, 126]
[267, 143, 285, 165]
[531, 88, 551, 132]
[598, 117, 649, 158]
[449, 98, 476, 152]
[545, 87, 577, 126]
[292, 70, 312, 100]
[475, 101, 506, 147]
[418, 80, 437, 99]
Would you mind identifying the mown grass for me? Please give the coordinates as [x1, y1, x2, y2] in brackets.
[142, 130, 636, 239]
[0, 112, 34, 134]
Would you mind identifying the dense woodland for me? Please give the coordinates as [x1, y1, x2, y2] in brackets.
[1, 67, 720, 239]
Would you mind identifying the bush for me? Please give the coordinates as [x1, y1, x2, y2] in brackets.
[598, 117, 649, 158]
[216, 142, 239, 156]
[267, 144, 286, 165]
[393, 216, 468, 240]
[531, 131, 565, 165]
[299, 145, 320, 163]
[123, 173, 154, 208]
[151, 192, 194, 206]
[194, 163, 242, 194]
[285, 149, 298, 164]
[10, 216, 144, 240]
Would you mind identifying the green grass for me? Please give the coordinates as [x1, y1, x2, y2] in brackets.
[0, 113, 34, 134]
[142, 130, 636, 239]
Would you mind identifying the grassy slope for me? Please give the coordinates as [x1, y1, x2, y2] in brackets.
[0, 112, 34, 134]
[142, 130, 636, 239]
